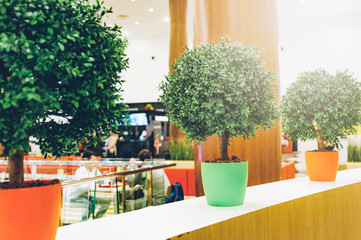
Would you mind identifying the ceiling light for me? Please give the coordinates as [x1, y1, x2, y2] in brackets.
[162, 17, 170, 22]
[117, 14, 129, 20]
[130, 0, 136, 2]
[148, 8, 155, 13]
[135, 21, 140, 25]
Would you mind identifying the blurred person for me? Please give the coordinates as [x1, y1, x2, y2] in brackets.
[127, 149, 170, 206]
[139, 130, 147, 141]
[70, 151, 110, 220]
[105, 130, 119, 157]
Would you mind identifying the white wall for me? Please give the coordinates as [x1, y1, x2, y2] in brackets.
[121, 35, 170, 103]
[121, 0, 194, 103]
[278, 2, 361, 161]
[278, 11, 361, 96]
[122, 2, 361, 103]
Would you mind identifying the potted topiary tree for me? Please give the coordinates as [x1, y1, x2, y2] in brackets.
[280, 69, 361, 182]
[159, 38, 278, 206]
[0, 0, 128, 239]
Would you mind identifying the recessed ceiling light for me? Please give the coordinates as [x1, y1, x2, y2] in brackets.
[117, 14, 129, 20]
[162, 17, 170, 22]
[148, 8, 155, 13]
[124, 31, 129, 36]
[135, 21, 140, 25]
[130, 0, 136, 2]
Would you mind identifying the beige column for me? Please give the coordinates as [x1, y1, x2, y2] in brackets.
[193, 0, 281, 196]
[168, 0, 188, 141]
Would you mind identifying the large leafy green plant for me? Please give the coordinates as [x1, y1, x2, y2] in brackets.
[0, 0, 128, 186]
[280, 69, 361, 151]
[159, 38, 278, 161]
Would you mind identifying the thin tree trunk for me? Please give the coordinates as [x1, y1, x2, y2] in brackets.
[9, 150, 24, 186]
[219, 131, 230, 160]
[317, 131, 326, 151]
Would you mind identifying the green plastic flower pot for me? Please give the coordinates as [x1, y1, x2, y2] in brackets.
[201, 161, 248, 207]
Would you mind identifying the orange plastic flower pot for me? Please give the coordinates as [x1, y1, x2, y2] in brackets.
[305, 151, 339, 182]
[0, 181, 61, 240]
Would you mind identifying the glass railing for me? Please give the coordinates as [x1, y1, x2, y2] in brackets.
[0, 158, 175, 225]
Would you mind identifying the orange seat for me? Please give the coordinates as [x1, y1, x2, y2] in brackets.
[287, 161, 295, 179]
[281, 163, 288, 180]
[187, 169, 195, 196]
[0, 165, 7, 173]
[164, 168, 189, 196]
[281, 161, 296, 180]
[282, 135, 293, 153]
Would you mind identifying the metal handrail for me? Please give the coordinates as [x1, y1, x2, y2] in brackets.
[0, 159, 163, 166]
[59, 161, 176, 222]
[61, 162, 176, 187]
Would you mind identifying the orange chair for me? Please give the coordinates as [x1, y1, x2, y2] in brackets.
[282, 134, 293, 153]
[281, 162, 288, 180]
[287, 161, 295, 179]
[281, 161, 296, 180]
[187, 169, 195, 196]
[164, 168, 189, 196]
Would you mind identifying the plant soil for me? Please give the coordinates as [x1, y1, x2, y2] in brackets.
[0, 179, 60, 189]
[204, 155, 247, 163]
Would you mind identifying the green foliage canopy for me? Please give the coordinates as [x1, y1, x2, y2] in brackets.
[280, 69, 361, 150]
[0, 0, 128, 157]
[159, 38, 278, 144]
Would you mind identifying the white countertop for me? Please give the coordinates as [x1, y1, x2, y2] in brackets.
[56, 168, 361, 240]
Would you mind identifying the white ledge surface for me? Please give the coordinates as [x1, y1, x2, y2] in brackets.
[56, 168, 361, 240]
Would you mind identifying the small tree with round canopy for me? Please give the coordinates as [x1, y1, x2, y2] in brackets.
[0, 0, 128, 187]
[280, 69, 361, 151]
[159, 38, 278, 161]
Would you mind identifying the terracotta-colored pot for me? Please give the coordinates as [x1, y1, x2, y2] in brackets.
[0, 181, 61, 240]
[305, 151, 339, 182]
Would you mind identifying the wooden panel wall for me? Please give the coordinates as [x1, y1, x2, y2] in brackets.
[168, 0, 188, 141]
[267, 182, 361, 240]
[172, 209, 269, 240]
[171, 182, 361, 240]
[193, 0, 281, 195]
